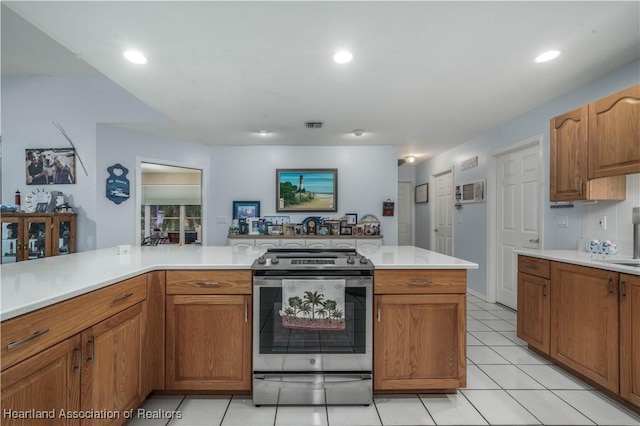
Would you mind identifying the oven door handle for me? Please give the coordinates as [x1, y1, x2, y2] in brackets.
[254, 374, 372, 388]
[254, 277, 372, 287]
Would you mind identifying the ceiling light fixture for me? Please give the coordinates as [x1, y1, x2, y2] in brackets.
[257, 130, 270, 136]
[534, 50, 561, 63]
[352, 129, 365, 136]
[333, 50, 353, 64]
[405, 155, 416, 163]
[123, 49, 148, 65]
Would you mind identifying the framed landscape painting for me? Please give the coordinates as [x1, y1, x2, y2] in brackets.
[276, 169, 337, 213]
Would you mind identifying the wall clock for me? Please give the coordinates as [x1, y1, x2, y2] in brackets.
[25, 188, 51, 212]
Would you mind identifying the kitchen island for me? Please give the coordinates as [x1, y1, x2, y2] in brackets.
[1, 245, 478, 424]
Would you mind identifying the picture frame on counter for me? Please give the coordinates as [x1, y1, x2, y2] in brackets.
[233, 201, 261, 220]
[268, 224, 283, 235]
[345, 213, 358, 225]
[415, 183, 428, 203]
[318, 224, 330, 235]
[340, 225, 353, 235]
[283, 224, 297, 236]
[276, 168, 338, 213]
[248, 218, 261, 235]
[327, 221, 341, 236]
[263, 215, 291, 225]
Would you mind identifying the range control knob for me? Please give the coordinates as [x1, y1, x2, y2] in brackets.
[271, 257, 280, 264]
[359, 256, 368, 265]
[347, 256, 355, 264]
[257, 256, 266, 264]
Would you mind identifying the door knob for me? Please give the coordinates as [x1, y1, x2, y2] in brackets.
[434, 229, 438, 232]
[529, 238, 540, 244]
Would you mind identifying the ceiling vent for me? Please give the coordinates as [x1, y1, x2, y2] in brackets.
[305, 121, 324, 129]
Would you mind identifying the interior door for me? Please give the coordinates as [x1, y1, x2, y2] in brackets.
[496, 144, 540, 309]
[397, 181, 412, 245]
[433, 171, 453, 255]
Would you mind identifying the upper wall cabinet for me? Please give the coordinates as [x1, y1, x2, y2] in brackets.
[549, 84, 640, 201]
[550, 107, 625, 201]
[588, 84, 640, 179]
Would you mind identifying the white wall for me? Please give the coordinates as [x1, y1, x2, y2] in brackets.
[1, 76, 166, 251]
[415, 59, 640, 296]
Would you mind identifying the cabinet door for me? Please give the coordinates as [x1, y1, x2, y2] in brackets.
[23, 216, 52, 260]
[550, 106, 588, 201]
[620, 273, 640, 409]
[1, 335, 81, 426]
[517, 272, 550, 354]
[52, 214, 76, 256]
[166, 295, 251, 390]
[588, 84, 640, 178]
[374, 294, 465, 390]
[1, 216, 23, 263]
[81, 303, 145, 426]
[550, 262, 619, 392]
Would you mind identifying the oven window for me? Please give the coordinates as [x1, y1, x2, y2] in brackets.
[258, 287, 367, 354]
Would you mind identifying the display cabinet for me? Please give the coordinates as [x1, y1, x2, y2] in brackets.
[1, 212, 77, 264]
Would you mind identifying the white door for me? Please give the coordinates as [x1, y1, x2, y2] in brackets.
[496, 144, 540, 309]
[397, 181, 412, 245]
[433, 171, 453, 255]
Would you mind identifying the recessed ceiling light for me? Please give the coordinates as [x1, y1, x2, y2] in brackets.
[405, 155, 416, 163]
[123, 49, 148, 65]
[352, 129, 365, 136]
[257, 130, 270, 136]
[534, 50, 561, 63]
[333, 50, 353, 64]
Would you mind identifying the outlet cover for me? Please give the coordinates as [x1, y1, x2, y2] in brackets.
[596, 216, 607, 230]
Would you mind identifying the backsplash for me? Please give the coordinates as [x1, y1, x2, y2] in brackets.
[580, 173, 640, 256]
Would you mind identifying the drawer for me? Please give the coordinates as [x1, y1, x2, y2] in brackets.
[518, 256, 550, 279]
[374, 270, 466, 294]
[1, 274, 147, 371]
[166, 270, 252, 294]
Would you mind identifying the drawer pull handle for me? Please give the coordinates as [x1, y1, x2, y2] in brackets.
[410, 280, 432, 286]
[542, 284, 547, 297]
[7, 328, 50, 350]
[607, 276, 613, 295]
[197, 281, 221, 287]
[377, 301, 381, 322]
[113, 292, 133, 303]
[244, 299, 248, 322]
[619, 276, 627, 301]
[73, 345, 82, 370]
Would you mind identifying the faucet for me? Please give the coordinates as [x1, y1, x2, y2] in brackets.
[634, 207, 640, 259]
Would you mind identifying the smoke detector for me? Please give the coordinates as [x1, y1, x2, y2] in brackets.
[305, 121, 324, 129]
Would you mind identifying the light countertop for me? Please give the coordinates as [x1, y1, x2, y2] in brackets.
[1, 245, 478, 321]
[515, 249, 640, 276]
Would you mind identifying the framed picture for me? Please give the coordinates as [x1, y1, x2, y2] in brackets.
[283, 224, 297, 236]
[318, 224, 330, 235]
[248, 218, 261, 235]
[415, 183, 428, 203]
[26, 148, 76, 185]
[340, 225, 353, 235]
[276, 169, 337, 213]
[327, 220, 341, 236]
[233, 201, 260, 219]
[268, 224, 283, 235]
[345, 213, 358, 225]
[263, 215, 291, 225]
[35, 202, 48, 213]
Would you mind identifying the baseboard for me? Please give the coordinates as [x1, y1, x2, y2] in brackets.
[466, 288, 486, 301]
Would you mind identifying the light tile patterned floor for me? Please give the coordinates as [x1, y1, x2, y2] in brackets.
[126, 294, 640, 426]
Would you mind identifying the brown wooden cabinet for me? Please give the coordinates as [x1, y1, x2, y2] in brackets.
[373, 270, 466, 391]
[1, 335, 81, 426]
[550, 262, 619, 393]
[550, 106, 626, 201]
[1, 212, 77, 264]
[165, 270, 251, 391]
[517, 256, 550, 355]
[81, 303, 146, 426]
[620, 273, 640, 408]
[588, 84, 640, 179]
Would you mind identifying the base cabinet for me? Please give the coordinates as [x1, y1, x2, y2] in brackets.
[81, 303, 146, 426]
[550, 262, 619, 393]
[620, 273, 640, 408]
[165, 270, 251, 391]
[1, 336, 81, 426]
[373, 270, 466, 391]
[517, 256, 551, 355]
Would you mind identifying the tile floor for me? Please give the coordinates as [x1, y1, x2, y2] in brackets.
[127, 294, 640, 426]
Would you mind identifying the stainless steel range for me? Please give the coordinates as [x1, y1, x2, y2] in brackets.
[252, 248, 373, 406]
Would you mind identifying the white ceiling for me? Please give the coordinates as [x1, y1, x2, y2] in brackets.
[3, 1, 639, 163]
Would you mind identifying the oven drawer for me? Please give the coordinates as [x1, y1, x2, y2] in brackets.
[374, 270, 466, 294]
[166, 270, 251, 294]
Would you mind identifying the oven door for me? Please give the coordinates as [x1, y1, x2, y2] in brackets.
[253, 275, 372, 373]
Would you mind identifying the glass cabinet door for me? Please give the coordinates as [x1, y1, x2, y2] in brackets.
[1, 217, 21, 264]
[24, 217, 51, 260]
[54, 215, 75, 255]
